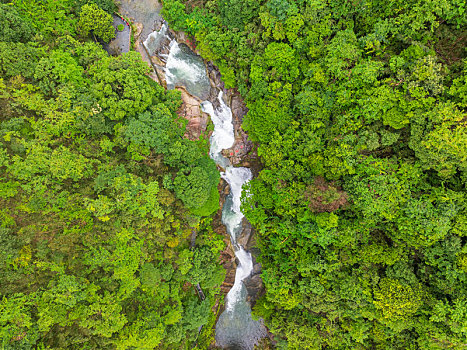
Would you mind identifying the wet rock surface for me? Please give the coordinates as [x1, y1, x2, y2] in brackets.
[175, 86, 209, 140]
[214, 179, 237, 297]
[236, 219, 252, 248]
[207, 62, 225, 91]
[244, 274, 264, 306]
[236, 220, 263, 307]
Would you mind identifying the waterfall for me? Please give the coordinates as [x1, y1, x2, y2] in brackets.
[147, 24, 266, 349]
[200, 95, 234, 168]
[202, 96, 255, 312]
[203, 95, 266, 350]
[143, 22, 168, 55]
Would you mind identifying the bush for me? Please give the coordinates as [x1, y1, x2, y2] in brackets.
[117, 23, 124, 31]
[0, 4, 34, 42]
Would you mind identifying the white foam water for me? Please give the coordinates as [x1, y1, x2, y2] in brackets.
[220, 166, 253, 309]
[144, 24, 211, 99]
[165, 40, 211, 99]
[143, 23, 168, 55]
[205, 94, 266, 350]
[166, 41, 200, 86]
[225, 247, 253, 310]
[220, 167, 251, 241]
[201, 93, 235, 168]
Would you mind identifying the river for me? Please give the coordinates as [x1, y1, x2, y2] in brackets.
[116, 0, 266, 346]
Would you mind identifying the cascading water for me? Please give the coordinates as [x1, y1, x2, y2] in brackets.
[143, 22, 168, 55]
[203, 95, 266, 350]
[200, 96, 233, 168]
[165, 41, 211, 100]
[145, 22, 266, 349]
[143, 22, 211, 100]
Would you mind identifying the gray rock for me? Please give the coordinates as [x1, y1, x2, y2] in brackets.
[244, 274, 264, 306]
[252, 262, 262, 276]
[236, 219, 253, 248]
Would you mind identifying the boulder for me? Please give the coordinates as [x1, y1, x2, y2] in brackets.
[207, 62, 225, 91]
[185, 116, 208, 140]
[244, 274, 264, 307]
[236, 219, 253, 248]
[150, 54, 166, 67]
[154, 67, 167, 88]
[177, 85, 201, 105]
[168, 28, 198, 54]
[133, 22, 143, 40]
[230, 93, 248, 123]
[175, 86, 208, 140]
[218, 178, 230, 210]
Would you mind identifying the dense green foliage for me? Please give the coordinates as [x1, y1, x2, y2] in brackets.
[0, 1, 224, 348]
[78, 3, 115, 43]
[0, 4, 34, 42]
[163, 0, 467, 348]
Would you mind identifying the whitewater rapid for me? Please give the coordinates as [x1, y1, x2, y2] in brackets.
[202, 91, 265, 350]
[201, 95, 254, 311]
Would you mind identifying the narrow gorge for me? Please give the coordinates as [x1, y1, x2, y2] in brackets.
[117, 1, 267, 348]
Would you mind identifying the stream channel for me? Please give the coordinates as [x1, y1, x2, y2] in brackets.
[137, 14, 267, 350]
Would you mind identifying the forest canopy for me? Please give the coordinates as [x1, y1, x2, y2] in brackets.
[0, 0, 224, 349]
[162, 0, 467, 349]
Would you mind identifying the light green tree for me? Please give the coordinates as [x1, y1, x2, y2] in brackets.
[78, 3, 115, 43]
